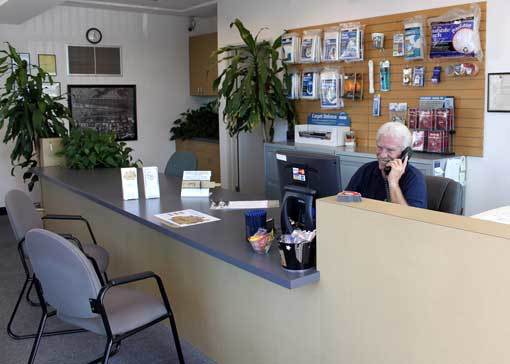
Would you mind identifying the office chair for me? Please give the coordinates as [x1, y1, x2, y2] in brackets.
[5, 189, 110, 340]
[164, 151, 197, 177]
[425, 175, 463, 215]
[24, 229, 185, 364]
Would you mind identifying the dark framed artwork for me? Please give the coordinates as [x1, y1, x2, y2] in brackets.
[67, 85, 137, 141]
[487, 73, 510, 112]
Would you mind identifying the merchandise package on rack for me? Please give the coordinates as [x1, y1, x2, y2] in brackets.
[408, 96, 455, 153]
[379, 60, 391, 92]
[392, 33, 405, 56]
[342, 72, 363, 100]
[322, 27, 340, 62]
[412, 66, 425, 87]
[320, 68, 344, 109]
[428, 4, 483, 61]
[389, 103, 408, 123]
[339, 22, 364, 62]
[301, 69, 320, 99]
[288, 70, 301, 100]
[408, 108, 419, 129]
[402, 66, 412, 86]
[404, 15, 426, 60]
[412, 130, 426, 151]
[300, 29, 321, 63]
[281, 32, 301, 64]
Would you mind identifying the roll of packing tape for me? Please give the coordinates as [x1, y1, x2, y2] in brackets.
[336, 191, 362, 202]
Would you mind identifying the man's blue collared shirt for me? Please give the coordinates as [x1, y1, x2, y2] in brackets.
[346, 161, 427, 208]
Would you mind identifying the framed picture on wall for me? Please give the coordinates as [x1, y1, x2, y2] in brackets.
[38, 54, 57, 76]
[487, 73, 510, 112]
[42, 82, 61, 97]
[67, 85, 137, 141]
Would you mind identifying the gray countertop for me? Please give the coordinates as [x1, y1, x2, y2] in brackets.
[37, 167, 320, 289]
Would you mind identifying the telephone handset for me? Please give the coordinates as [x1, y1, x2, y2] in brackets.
[384, 147, 413, 175]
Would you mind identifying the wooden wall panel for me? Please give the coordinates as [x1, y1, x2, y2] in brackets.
[288, 2, 486, 156]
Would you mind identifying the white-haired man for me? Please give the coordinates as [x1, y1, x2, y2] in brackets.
[346, 122, 427, 208]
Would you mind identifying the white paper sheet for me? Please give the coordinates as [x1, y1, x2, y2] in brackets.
[154, 209, 220, 227]
[471, 206, 510, 225]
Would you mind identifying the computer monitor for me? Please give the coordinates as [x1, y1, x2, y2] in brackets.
[276, 150, 341, 200]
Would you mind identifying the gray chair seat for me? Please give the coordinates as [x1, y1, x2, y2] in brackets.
[59, 286, 166, 336]
[82, 244, 109, 273]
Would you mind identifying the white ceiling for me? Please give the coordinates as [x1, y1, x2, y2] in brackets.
[0, 0, 216, 24]
[63, 0, 217, 16]
[0, 0, 64, 24]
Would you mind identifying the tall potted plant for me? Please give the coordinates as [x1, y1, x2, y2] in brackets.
[213, 19, 295, 142]
[0, 43, 71, 190]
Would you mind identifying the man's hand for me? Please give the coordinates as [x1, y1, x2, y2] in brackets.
[386, 156, 408, 187]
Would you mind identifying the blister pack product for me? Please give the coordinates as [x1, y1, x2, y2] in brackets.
[288, 71, 301, 99]
[372, 33, 385, 49]
[412, 66, 425, 87]
[379, 60, 391, 92]
[320, 68, 344, 109]
[322, 27, 340, 62]
[342, 73, 363, 100]
[301, 70, 320, 99]
[408, 108, 419, 129]
[445, 63, 479, 77]
[281, 33, 300, 64]
[431, 66, 442, 84]
[372, 94, 381, 116]
[300, 29, 321, 63]
[404, 16, 425, 60]
[428, 4, 483, 61]
[339, 22, 364, 62]
[402, 67, 412, 86]
[389, 102, 408, 123]
[392, 33, 404, 56]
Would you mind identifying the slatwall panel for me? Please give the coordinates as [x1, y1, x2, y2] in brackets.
[288, 2, 486, 157]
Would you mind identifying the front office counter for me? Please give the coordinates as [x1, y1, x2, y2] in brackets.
[38, 167, 510, 364]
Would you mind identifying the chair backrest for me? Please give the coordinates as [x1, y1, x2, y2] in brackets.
[164, 151, 197, 177]
[425, 176, 463, 215]
[5, 190, 43, 242]
[24, 229, 102, 319]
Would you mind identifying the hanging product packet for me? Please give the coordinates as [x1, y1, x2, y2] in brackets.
[404, 15, 426, 60]
[300, 29, 321, 63]
[320, 68, 344, 109]
[288, 70, 301, 100]
[339, 22, 364, 62]
[322, 27, 340, 62]
[393, 33, 405, 56]
[379, 60, 391, 92]
[428, 4, 483, 61]
[281, 33, 300, 64]
[301, 69, 320, 99]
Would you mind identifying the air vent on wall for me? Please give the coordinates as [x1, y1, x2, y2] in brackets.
[67, 45, 121, 76]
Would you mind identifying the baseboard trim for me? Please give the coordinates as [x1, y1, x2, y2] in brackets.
[0, 207, 6, 215]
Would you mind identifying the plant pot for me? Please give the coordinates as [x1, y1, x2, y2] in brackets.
[39, 138, 66, 167]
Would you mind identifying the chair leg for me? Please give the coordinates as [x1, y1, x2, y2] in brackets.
[27, 312, 48, 364]
[7, 276, 31, 339]
[25, 279, 39, 307]
[168, 315, 185, 364]
[101, 338, 114, 364]
[8, 275, 86, 340]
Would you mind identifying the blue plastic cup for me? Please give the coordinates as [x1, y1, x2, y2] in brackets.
[245, 209, 267, 241]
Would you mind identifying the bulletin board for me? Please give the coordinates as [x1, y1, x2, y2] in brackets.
[287, 2, 486, 157]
